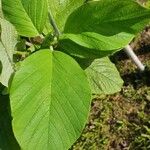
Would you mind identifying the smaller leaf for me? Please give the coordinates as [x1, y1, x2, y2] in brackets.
[2, 0, 48, 37]
[1, 19, 17, 58]
[85, 57, 123, 95]
[0, 43, 14, 87]
[0, 19, 17, 87]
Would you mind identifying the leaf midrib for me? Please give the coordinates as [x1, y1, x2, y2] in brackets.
[47, 51, 53, 149]
[20, 0, 39, 34]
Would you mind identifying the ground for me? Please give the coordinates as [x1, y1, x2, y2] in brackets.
[72, 28, 150, 150]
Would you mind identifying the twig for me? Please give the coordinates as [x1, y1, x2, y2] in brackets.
[48, 11, 61, 36]
[124, 45, 145, 71]
[25, 41, 32, 47]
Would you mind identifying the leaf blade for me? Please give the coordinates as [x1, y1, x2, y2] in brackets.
[62, 0, 150, 57]
[85, 57, 123, 95]
[59, 32, 133, 58]
[0, 92, 20, 150]
[0, 19, 17, 87]
[2, 0, 48, 37]
[10, 50, 91, 150]
[65, 0, 150, 34]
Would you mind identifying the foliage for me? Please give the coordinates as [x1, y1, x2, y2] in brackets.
[0, 0, 150, 149]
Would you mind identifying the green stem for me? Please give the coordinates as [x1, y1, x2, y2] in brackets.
[48, 11, 61, 36]
[14, 51, 29, 56]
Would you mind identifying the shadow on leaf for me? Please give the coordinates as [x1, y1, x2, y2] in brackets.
[0, 91, 20, 150]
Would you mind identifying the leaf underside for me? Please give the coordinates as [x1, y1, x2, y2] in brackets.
[0, 19, 17, 87]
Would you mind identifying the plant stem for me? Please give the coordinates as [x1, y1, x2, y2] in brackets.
[48, 11, 61, 36]
[25, 41, 32, 47]
[14, 51, 29, 56]
[124, 45, 145, 71]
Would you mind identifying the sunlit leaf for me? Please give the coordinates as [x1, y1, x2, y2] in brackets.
[10, 50, 91, 150]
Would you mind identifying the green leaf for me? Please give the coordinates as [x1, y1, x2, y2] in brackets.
[65, 0, 150, 34]
[2, 0, 48, 37]
[0, 19, 17, 87]
[10, 50, 91, 150]
[59, 32, 132, 58]
[0, 42, 13, 87]
[63, 0, 150, 54]
[48, 0, 84, 31]
[0, 0, 3, 17]
[85, 57, 123, 95]
[0, 93, 20, 150]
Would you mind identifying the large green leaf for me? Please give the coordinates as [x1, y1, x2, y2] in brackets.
[85, 57, 123, 95]
[65, 0, 150, 34]
[2, 0, 48, 37]
[61, 0, 150, 57]
[48, 0, 84, 31]
[0, 19, 17, 87]
[10, 50, 91, 150]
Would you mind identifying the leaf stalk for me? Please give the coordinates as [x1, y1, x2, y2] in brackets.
[48, 12, 61, 36]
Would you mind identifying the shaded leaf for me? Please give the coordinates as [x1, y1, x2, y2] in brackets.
[59, 32, 132, 58]
[85, 57, 123, 95]
[0, 19, 17, 87]
[0, 91, 20, 150]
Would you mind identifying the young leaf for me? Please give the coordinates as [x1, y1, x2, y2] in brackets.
[62, 0, 150, 56]
[2, 0, 48, 37]
[85, 57, 123, 95]
[48, 0, 84, 31]
[10, 50, 91, 150]
[0, 19, 17, 87]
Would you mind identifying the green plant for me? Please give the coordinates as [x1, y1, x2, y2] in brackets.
[0, 0, 150, 149]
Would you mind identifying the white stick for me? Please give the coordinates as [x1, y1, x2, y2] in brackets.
[124, 45, 145, 71]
